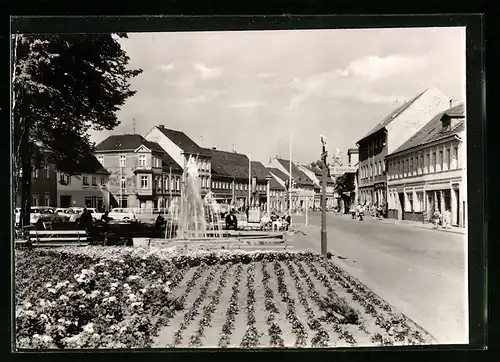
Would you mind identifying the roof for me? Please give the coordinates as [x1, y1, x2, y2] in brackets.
[210, 149, 250, 179]
[389, 103, 465, 156]
[161, 152, 182, 173]
[57, 151, 109, 175]
[358, 89, 427, 143]
[303, 164, 323, 177]
[251, 161, 271, 181]
[276, 159, 315, 186]
[269, 175, 286, 190]
[267, 167, 289, 182]
[155, 126, 210, 157]
[95, 134, 164, 153]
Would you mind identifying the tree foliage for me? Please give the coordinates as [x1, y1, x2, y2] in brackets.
[12, 33, 142, 226]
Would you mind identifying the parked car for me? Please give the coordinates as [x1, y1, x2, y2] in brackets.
[67, 207, 84, 222]
[108, 208, 137, 222]
[54, 208, 72, 222]
[87, 208, 104, 221]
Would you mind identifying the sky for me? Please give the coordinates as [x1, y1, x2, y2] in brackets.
[90, 27, 465, 166]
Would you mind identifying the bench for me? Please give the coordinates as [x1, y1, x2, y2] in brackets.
[27, 230, 89, 247]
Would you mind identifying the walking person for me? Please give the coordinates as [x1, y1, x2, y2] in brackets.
[432, 210, 441, 229]
[443, 209, 452, 229]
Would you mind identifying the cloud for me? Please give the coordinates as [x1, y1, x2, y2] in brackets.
[193, 63, 224, 79]
[257, 72, 276, 78]
[154, 63, 175, 72]
[184, 90, 219, 103]
[229, 101, 265, 109]
[344, 55, 427, 80]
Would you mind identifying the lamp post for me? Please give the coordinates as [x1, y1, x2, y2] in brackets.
[320, 135, 329, 256]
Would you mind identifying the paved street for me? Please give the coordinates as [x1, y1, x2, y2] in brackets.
[288, 212, 468, 345]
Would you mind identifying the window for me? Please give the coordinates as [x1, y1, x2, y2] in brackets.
[139, 154, 147, 167]
[426, 154, 430, 173]
[445, 148, 451, 171]
[43, 165, 50, 178]
[92, 176, 97, 186]
[409, 158, 413, 176]
[44, 194, 51, 206]
[382, 160, 385, 174]
[100, 177, 105, 186]
[97, 156, 104, 165]
[140, 176, 149, 189]
[164, 176, 169, 190]
[415, 191, 424, 212]
[453, 146, 459, 169]
[405, 191, 413, 212]
[32, 193, 39, 206]
[439, 151, 444, 171]
[419, 155, 424, 174]
[176, 178, 180, 191]
[212, 181, 215, 188]
[120, 155, 126, 167]
[431, 152, 436, 173]
[59, 173, 65, 183]
[120, 177, 126, 190]
[83, 176, 89, 185]
[32, 169, 39, 178]
[172, 178, 176, 191]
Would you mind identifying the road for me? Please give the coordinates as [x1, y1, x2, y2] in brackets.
[288, 212, 468, 345]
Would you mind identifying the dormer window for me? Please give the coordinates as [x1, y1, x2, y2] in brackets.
[442, 118, 451, 132]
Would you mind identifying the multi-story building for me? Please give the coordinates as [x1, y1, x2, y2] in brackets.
[267, 168, 291, 212]
[95, 134, 168, 210]
[267, 158, 316, 211]
[144, 126, 211, 196]
[356, 87, 452, 208]
[386, 103, 466, 227]
[298, 165, 336, 210]
[209, 148, 251, 208]
[250, 161, 273, 210]
[57, 153, 110, 210]
[347, 147, 360, 206]
[15, 163, 58, 208]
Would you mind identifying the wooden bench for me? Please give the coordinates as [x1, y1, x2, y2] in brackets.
[27, 230, 89, 247]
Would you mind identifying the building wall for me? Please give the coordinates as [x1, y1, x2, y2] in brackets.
[145, 127, 211, 195]
[386, 88, 451, 154]
[387, 136, 465, 226]
[56, 171, 110, 209]
[16, 163, 58, 207]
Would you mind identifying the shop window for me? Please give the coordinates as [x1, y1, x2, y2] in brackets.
[32, 193, 39, 206]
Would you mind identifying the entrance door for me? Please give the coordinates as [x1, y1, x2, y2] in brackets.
[60, 195, 71, 208]
[456, 190, 460, 226]
[443, 189, 451, 211]
[398, 193, 405, 220]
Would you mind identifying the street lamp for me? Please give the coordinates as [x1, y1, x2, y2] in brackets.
[320, 135, 329, 256]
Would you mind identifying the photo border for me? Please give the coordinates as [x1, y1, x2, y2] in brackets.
[5, 12, 487, 360]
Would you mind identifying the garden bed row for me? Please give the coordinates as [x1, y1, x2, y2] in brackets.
[15, 247, 435, 349]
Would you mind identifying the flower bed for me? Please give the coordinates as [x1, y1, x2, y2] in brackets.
[15, 247, 435, 349]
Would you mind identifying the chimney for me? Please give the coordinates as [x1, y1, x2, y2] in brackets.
[449, 99, 453, 108]
[212, 147, 216, 150]
[158, 125, 165, 129]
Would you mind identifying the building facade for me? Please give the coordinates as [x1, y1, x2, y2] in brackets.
[298, 165, 336, 210]
[57, 153, 110, 210]
[386, 104, 466, 227]
[267, 158, 317, 211]
[357, 87, 452, 209]
[145, 126, 211, 197]
[95, 134, 170, 210]
[16, 163, 58, 208]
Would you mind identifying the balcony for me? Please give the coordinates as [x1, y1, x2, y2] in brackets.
[132, 165, 153, 173]
[136, 188, 154, 197]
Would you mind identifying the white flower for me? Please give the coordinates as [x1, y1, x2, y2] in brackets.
[110, 282, 118, 288]
[108, 296, 117, 303]
[41, 335, 53, 343]
[128, 294, 137, 301]
[123, 283, 130, 289]
[40, 314, 48, 320]
[79, 304, 85, 309]
[59, 295, 69, 301]
[166, 281, 172, 286]
[83, 323, 94, 334]
[119, 259, 124, 263]
[163, 286, 171, 293]
[45, 283, 52, 288]
[120, 326, 127, 332]
[24, 302, 32, 308]
[104, 291, 110, 296]
[140, 288, 147, 294]
[47, 288, 56, 294]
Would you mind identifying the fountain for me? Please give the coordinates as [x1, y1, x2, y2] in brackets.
[149, 155, 287, 249]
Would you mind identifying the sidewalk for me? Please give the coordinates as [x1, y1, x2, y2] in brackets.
[330, 213, 466, 235]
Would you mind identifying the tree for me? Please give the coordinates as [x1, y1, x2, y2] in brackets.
[334, 174, 355, 213]
[12, 33, 142, 227]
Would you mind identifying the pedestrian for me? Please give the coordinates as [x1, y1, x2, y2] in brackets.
[443, 209, 452, 229]
[432, 210, 441, 229]
[155, 212, 165, 228]
[79, 207, 93, 233]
